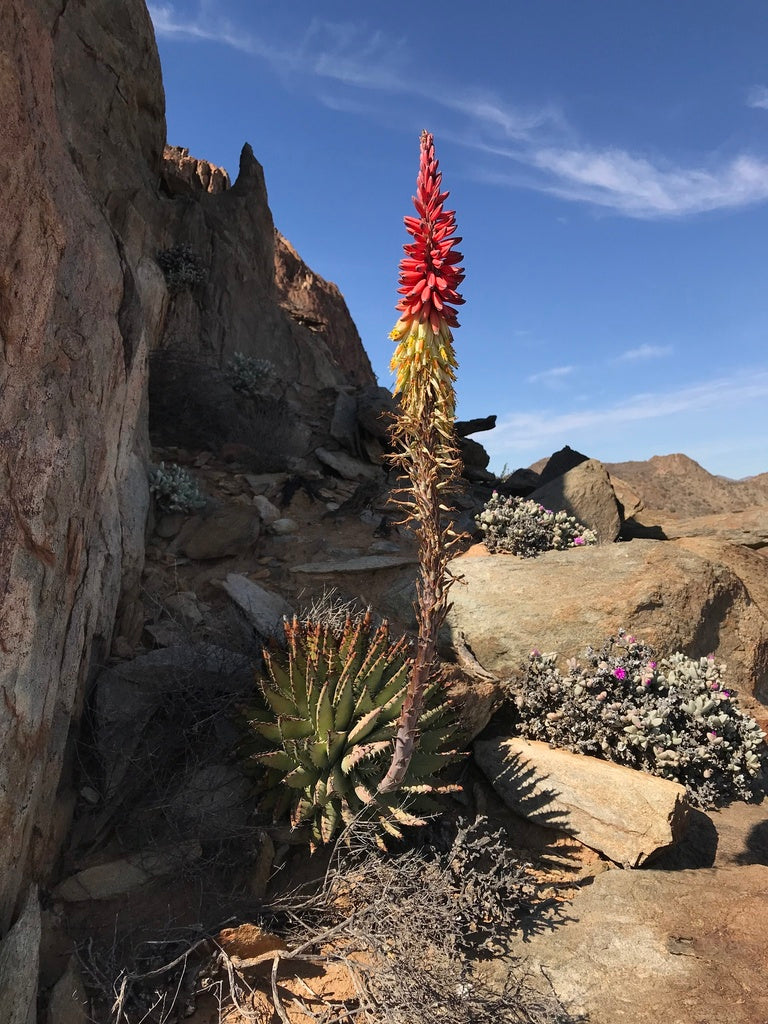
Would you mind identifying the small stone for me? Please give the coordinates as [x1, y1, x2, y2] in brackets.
[367, 540, 400, 554]
[154, 513, 186, 539]
[110, 636, 134, 659]
[269, 517, 298, 535]
[54, 843, 202, 901]
[247, 831, 275, 901]
[221, 573, 293, 636]
[291, 554, 418, 574]
[165, 591, 204, 628]
[45, 956, 88, 1024]
[315, 446, 381, 481]
[252, 494, 281, 525]
[174, 503, 260, 560]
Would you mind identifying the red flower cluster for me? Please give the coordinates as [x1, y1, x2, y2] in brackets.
[394, 130, 465, 334]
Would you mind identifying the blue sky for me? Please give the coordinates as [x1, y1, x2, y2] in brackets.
[149, 1, 768, 479]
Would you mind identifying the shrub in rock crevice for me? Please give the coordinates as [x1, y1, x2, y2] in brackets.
[225, 353, 277, 398]
[148, 462, 207, 514]
[155, 244, 207, 293]
[513, 630, 765, 808]
[476, 492, 597, 557]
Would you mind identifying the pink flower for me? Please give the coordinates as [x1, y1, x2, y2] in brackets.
[573, 536, 586, 546]
[613, 667, 627, 680]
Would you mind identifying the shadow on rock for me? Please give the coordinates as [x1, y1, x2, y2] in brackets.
[735, 818, 768, 865]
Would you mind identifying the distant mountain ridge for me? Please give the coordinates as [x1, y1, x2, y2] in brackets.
[604, 453, 768, 516]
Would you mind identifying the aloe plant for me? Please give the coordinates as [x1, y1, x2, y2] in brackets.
[242, 613, 460, 847]
[380, 130, 465, 793]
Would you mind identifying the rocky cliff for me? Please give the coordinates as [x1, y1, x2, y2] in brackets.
[0, 0, 376, 941]
[0, 0, 166, 935]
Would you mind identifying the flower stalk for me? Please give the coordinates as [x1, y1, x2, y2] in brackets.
[378, 131, 465, 794]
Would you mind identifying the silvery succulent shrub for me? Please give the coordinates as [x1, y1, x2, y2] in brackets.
[476, 492, 597, 557]
[148, 462, 207, 514]
[226, 353, 277, 398]
[514, 630, 765, 808]
[155, 244, 207, 293]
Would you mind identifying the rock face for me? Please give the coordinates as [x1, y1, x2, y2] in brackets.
[162, 144, 230, 195]
[446, 540, 768, 702]
[529, 458, 622, 543]
[274, 232, 374, 388]
[151, 146, 376, 466]
[520, 864, 768, 1024]
[0, 0, 166, 932]
[0, 887, 40, 1024]
[475, 738, 689, 867]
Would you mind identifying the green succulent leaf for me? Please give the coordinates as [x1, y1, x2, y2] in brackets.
[284, 766, 319, 789]
[261, 685, 297, 717]
[254, 750, 295, 772]
[341, 740, 390, 775]
[346, 706, 383, 746]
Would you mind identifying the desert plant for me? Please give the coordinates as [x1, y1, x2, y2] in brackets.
[514, 630, 765, 807]
[148, 462, 207, 514]
[476, 493, 597, 556]
[225, 353, 277, 398]
[379, 131, 466, 792]
[155, 244, 207, 293]
[241, 612, 460, 847]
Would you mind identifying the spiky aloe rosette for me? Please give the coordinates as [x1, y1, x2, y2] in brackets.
[379, 131, 465, 793]
[242, 613, 460, 847]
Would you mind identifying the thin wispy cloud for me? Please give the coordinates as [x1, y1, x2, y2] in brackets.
[149, 3, 768, 220]
[527, 365, 575, 385]
[617, 344, 673, 362]
[490, 369, 768, 452]
[747, 85, 768, 110]
[527, 148, 768, 217]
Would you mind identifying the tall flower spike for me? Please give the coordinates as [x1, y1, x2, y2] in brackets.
[379, 132, 465, 794]
[390, 131, 465, 438]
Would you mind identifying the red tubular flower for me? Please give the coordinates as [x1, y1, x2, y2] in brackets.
[390, 133, 465, 427]
[393, 130, 465, 335]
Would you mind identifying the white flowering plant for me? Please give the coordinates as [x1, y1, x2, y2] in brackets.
[513, 630, 766, 808]
[476, 492, 597, 557]
[148, 462, 207, 514]
[226, 353, 277, 398]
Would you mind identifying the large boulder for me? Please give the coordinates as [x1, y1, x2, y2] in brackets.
[474, 738, 689, 867]
[536, 444, 589, 484]
[528, 458, 622, 543]
[445, 539, 768, 703]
